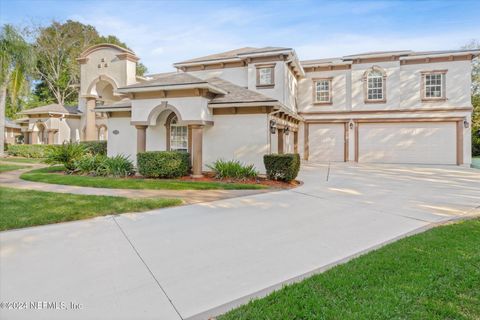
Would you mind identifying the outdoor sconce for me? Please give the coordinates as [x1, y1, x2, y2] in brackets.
[463, 118, 469, 129]
[349, 120, 354, 130]
[285, 125, 290, 136]
[269, 120, 277, 134]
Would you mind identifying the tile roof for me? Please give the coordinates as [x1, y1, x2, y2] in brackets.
[5, 118, 21, 129]
[206, 77, 278, 104]
[120, 72, 206, 89]
[20, 104, 81, 115]
[175, 47, 291, 65]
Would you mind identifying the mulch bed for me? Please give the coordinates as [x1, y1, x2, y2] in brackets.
[178, 172, 300, 189]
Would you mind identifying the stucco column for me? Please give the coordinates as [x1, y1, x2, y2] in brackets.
[135, 125, 147, 154]
[277, 128, 284, 154]
[190, 124, 204, 178]
[31, 131, 38, 145]
[47, 129, 57, 145]
[24, 131, 30, 144]
[85, 97, 97, 141]
[293, 130, 298, 154]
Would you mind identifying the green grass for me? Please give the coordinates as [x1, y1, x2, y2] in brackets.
[0, 164, 30, 173]
[0, 187, 182, 231]
[220, 219, 480, 320]
[20, 166, 267, 190]
[472, 157, 480, 169]
[0, 157, 45, 164]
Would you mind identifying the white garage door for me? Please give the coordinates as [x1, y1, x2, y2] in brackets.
[309, 123, 345, 162]
[358, 122, 456, 164]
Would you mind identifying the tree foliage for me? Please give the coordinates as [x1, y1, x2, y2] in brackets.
[462, 40, 480, 156]
[0, 24, 35, 155]
[32, 20, 147, 106]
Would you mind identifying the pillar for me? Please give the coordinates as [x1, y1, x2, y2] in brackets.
[31, 131, 38, 145]
[293, 130, 298, 154]
[190, 124, 204, 178]
[277, 127, 284, 154]
[47, 129, 57, 145]
[24, 131, 30, 144]
[304, 123, 309, 160]
[135, 125, 147, 154]
[85, 97, 97, 141]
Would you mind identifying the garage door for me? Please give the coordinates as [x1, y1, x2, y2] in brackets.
[309, 123, 345, 162]
[358, 122, 456, 164]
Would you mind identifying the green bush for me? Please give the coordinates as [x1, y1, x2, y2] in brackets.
[263, 153, 301, 182]
[95, 155, 134, 177]
[44, 142, 87, 172]
[207, 159, 258, 180]
[473, 127, 480, 157]
[137, 151, 190, 178]
[81, 140, 107, 156]
[74, 154, 108, 175]
[6, 144, 49, 158]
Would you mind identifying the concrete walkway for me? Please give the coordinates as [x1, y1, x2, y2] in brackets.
[1, 163, 479, 320]
[0, 164, 271, 204]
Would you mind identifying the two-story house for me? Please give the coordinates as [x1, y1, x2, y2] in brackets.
[17, 44, 478, 175]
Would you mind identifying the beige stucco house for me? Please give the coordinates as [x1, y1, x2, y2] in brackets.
[17, 43, 479, 175]
[4, 118, 22, 145]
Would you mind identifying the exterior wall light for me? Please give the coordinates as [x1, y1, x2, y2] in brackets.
[285, 125, 290, 135]
[349, 120, 354, 129]
[463, 118, 469, 129]
[269, 119, 277, 134]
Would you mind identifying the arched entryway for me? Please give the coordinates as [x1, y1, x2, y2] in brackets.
[97, 125, 108, 141]
[36, 123, 48, 144]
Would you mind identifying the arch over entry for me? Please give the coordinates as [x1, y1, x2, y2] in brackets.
[97, 124, 108, 141]
[145, 103, 184, 126]
[86, 75, 121, 99]
[35, 122, 48, 144]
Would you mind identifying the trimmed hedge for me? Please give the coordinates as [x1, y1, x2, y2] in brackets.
[81, 140, 107, 156]
[6, 144, 50, 158]
[263, 153, 300, 182]
[137, 151, 190, 178]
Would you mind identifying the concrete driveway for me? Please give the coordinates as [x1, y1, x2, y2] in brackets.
[1, 163, 479, 320]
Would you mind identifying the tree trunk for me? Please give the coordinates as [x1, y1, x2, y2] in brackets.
[0, 84, 6, 157]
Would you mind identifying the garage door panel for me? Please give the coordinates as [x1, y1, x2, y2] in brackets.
[309, 124, 345, 162]
[359, 122, 456, 164]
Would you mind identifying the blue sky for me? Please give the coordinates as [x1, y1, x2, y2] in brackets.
[1, 0, 479, 73]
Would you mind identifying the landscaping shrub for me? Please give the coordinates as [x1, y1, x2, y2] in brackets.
[137, 151, 190, 178]
[263, 153, 300, 182]
[95, 155, 134, 177]
[74, 154, 108, 175]
[207, 159, 258, 180]
[6, 144, 49, 158]
[44, 142, 87, 172]
[81, 140, 107, 156]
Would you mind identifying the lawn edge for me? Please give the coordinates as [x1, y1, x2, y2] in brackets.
[190, 214, 480, 320]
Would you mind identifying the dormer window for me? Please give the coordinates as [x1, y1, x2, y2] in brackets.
[256, 64, 275, 88]
[363, 66, 387, 103]
[421, 70, 447, 101]
[313, 78, 333, 105]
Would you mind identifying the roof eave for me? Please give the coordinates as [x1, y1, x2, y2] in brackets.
[400, 50, 480, 60]
[118, 83, 228, 95]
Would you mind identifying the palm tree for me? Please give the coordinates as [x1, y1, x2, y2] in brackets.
[0, 24, 34, 157]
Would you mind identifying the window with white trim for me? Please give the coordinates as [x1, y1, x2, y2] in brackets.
[314, 79, 332, 103]
[256, 65, 275, 87]
[366, 70, 384, 101]
[169, 116, 188, 151]
[423, 73, 445, 99]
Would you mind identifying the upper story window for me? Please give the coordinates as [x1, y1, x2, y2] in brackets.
[313, 78, 333, 104]
[256, 64, 275, 88]
[363, 66, 386, 103]
[421, 70, 447, 101]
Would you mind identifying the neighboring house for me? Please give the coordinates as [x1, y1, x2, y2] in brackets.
[16, 104, 107, 144]
[18, 43, 479, 175]
[4, 118, 22, 144]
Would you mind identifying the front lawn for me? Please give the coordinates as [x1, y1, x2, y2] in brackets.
[0, 187, 182, 231]
[21, 166, 267, 190]
[0, 157, 45, 163]
[220, 219, 480, 320]
[0, 164, 30, 173]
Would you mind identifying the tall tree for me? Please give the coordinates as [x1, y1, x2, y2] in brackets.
[0, 25, 34, 156]
[33, 20, 147, 106]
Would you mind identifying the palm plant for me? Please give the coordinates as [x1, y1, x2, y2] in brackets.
[0, 24, 35, 156]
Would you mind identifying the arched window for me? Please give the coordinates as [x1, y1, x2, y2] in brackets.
[364, 67, 386, 103]
[37, 123, 48, 144]
[167, 114, 187, 151]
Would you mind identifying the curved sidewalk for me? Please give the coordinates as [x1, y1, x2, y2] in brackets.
[0, 164, 272, 204]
